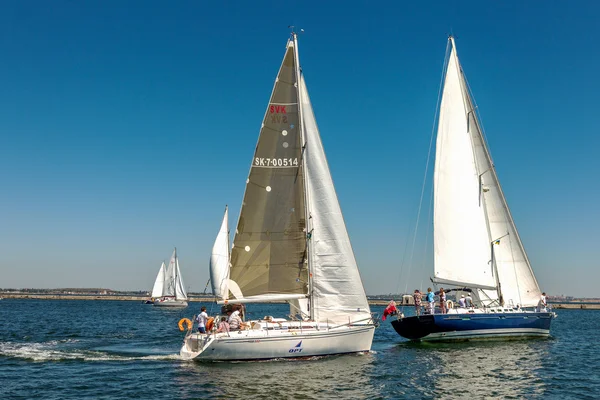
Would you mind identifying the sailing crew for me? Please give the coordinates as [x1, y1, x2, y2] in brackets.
[228, 309, 243, 330]
[465, 294, 474, 308]
[458, 295, 466, 308]
[217, 317, 230, 333]
[439, 288, 447, 314]
[413, 290, 422, 316]
[426, 288, 435, 314]
[536, 292, 547, 312]
[196, 306, 209, 334]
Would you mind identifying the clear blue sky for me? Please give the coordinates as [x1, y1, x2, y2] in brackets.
[0, 1, 598, 296]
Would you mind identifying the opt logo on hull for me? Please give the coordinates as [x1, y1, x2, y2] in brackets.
[289, 341, 303, 353]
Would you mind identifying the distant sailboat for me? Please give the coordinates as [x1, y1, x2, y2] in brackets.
[180, 32, 375, 361]
[145, 261, 166, 304]
[154, 248, 188, 308]
[391, 37, 555, 341]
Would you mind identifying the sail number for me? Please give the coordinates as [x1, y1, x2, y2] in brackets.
[254, 157, 299, 167]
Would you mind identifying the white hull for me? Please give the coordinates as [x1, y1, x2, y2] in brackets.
[153, 299, 188, 308]
[180, 322, 375, 361]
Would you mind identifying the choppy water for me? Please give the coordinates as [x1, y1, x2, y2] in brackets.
[0, 299, 598, 399]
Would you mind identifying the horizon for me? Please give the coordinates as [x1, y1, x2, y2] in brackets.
[1, 1, 598, 297]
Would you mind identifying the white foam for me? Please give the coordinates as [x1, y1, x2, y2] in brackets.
[0, 341, 179, 362]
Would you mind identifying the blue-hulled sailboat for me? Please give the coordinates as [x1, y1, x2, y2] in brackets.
[391, 37, 555, 341]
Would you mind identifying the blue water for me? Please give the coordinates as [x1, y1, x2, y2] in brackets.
[1, 299, 598, 399]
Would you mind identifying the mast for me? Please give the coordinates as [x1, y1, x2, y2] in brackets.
[292, 30, 314, 320]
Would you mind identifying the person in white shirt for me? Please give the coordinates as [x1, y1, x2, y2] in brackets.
[536, 292, 547, 312]
[228, 309, 242, 330]
[458, 295, 467, 308]
[196, 306, 209, 334]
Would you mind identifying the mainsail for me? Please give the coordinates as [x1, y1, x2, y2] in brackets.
[163, 248, 188, 300]
[151, 261, 165, 298]
[228, 35, 371, 324]
[433, 37, 541, 307]
[229, 39, 308, 301]
[210, 206, 230, 300]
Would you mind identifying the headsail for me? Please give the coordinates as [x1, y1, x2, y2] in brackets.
[210, 206, 230, 300]
[228, 38, 308, 301]
[433, 38, 541, 307]
[162, 248, 187, 300]
[175, 254, 188, 301]
[299, 74, 372, 324]
[151, 261, 165, 298]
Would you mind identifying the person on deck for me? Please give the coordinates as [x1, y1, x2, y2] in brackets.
[196, 306, 209, 334]
[217, 316, 230, 333]
[439, 288, 447, 314]
[228, 309, 243, 330]
[426, 288, 435, 314]
[382, 300, 398, 321]
[536, 292, 547, 312]
[465, 294, 474, 308]
[413, 290, 422, 316]
[458, 295, 467, 308]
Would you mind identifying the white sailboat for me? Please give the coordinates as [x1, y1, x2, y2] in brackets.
[145, 261, 166, 304]
[391, 36, 555, 341]
[154, 248, 188, 307]
[180, 33, 375, 361]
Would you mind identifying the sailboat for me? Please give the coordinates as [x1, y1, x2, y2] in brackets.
[145, 261, 166, 304]
[154, 248, 188, 307]
[180, 33, 375, 361]
[391, 37, 556, 341]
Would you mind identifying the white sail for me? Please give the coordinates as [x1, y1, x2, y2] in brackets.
[161, 248, 187, 300]
[210, 206, 230, 300]
[433, 44, 495, 290]
[151, 262, 166, 298]
[433, 38, 541, 306]
[162, 249, 177, 297]
[299, 74, 372, 325]
[175, 256, 188, 300]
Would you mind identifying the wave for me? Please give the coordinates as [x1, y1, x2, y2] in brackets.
[0, 341, 180, 362]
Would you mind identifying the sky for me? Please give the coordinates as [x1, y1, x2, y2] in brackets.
[0, 1, 598, 296]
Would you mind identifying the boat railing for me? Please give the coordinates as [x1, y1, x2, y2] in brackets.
[327, 316, 376, 330]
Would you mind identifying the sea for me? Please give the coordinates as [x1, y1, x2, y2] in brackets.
[0, 299, 598, 400]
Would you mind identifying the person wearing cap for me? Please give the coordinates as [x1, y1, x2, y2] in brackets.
[458, 295, 467, 308]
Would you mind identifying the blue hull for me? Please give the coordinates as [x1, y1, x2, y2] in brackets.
[391, 312, 554, 341]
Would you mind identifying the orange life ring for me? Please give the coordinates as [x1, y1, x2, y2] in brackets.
[178, 318, 192, 331]
[206, 317, 215, 331]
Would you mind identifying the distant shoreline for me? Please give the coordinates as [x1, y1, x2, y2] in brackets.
[1, 293, 598, 309]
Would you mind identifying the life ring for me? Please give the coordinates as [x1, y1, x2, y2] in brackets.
[178, 318, 192, 331]
[206, 317, 215, 331]
[446, 300, 454, 309]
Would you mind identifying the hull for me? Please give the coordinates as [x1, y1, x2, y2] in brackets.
[153, 299, 188, 308]
[391, 312, 554, 342]
[180, 323, 375, 361]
